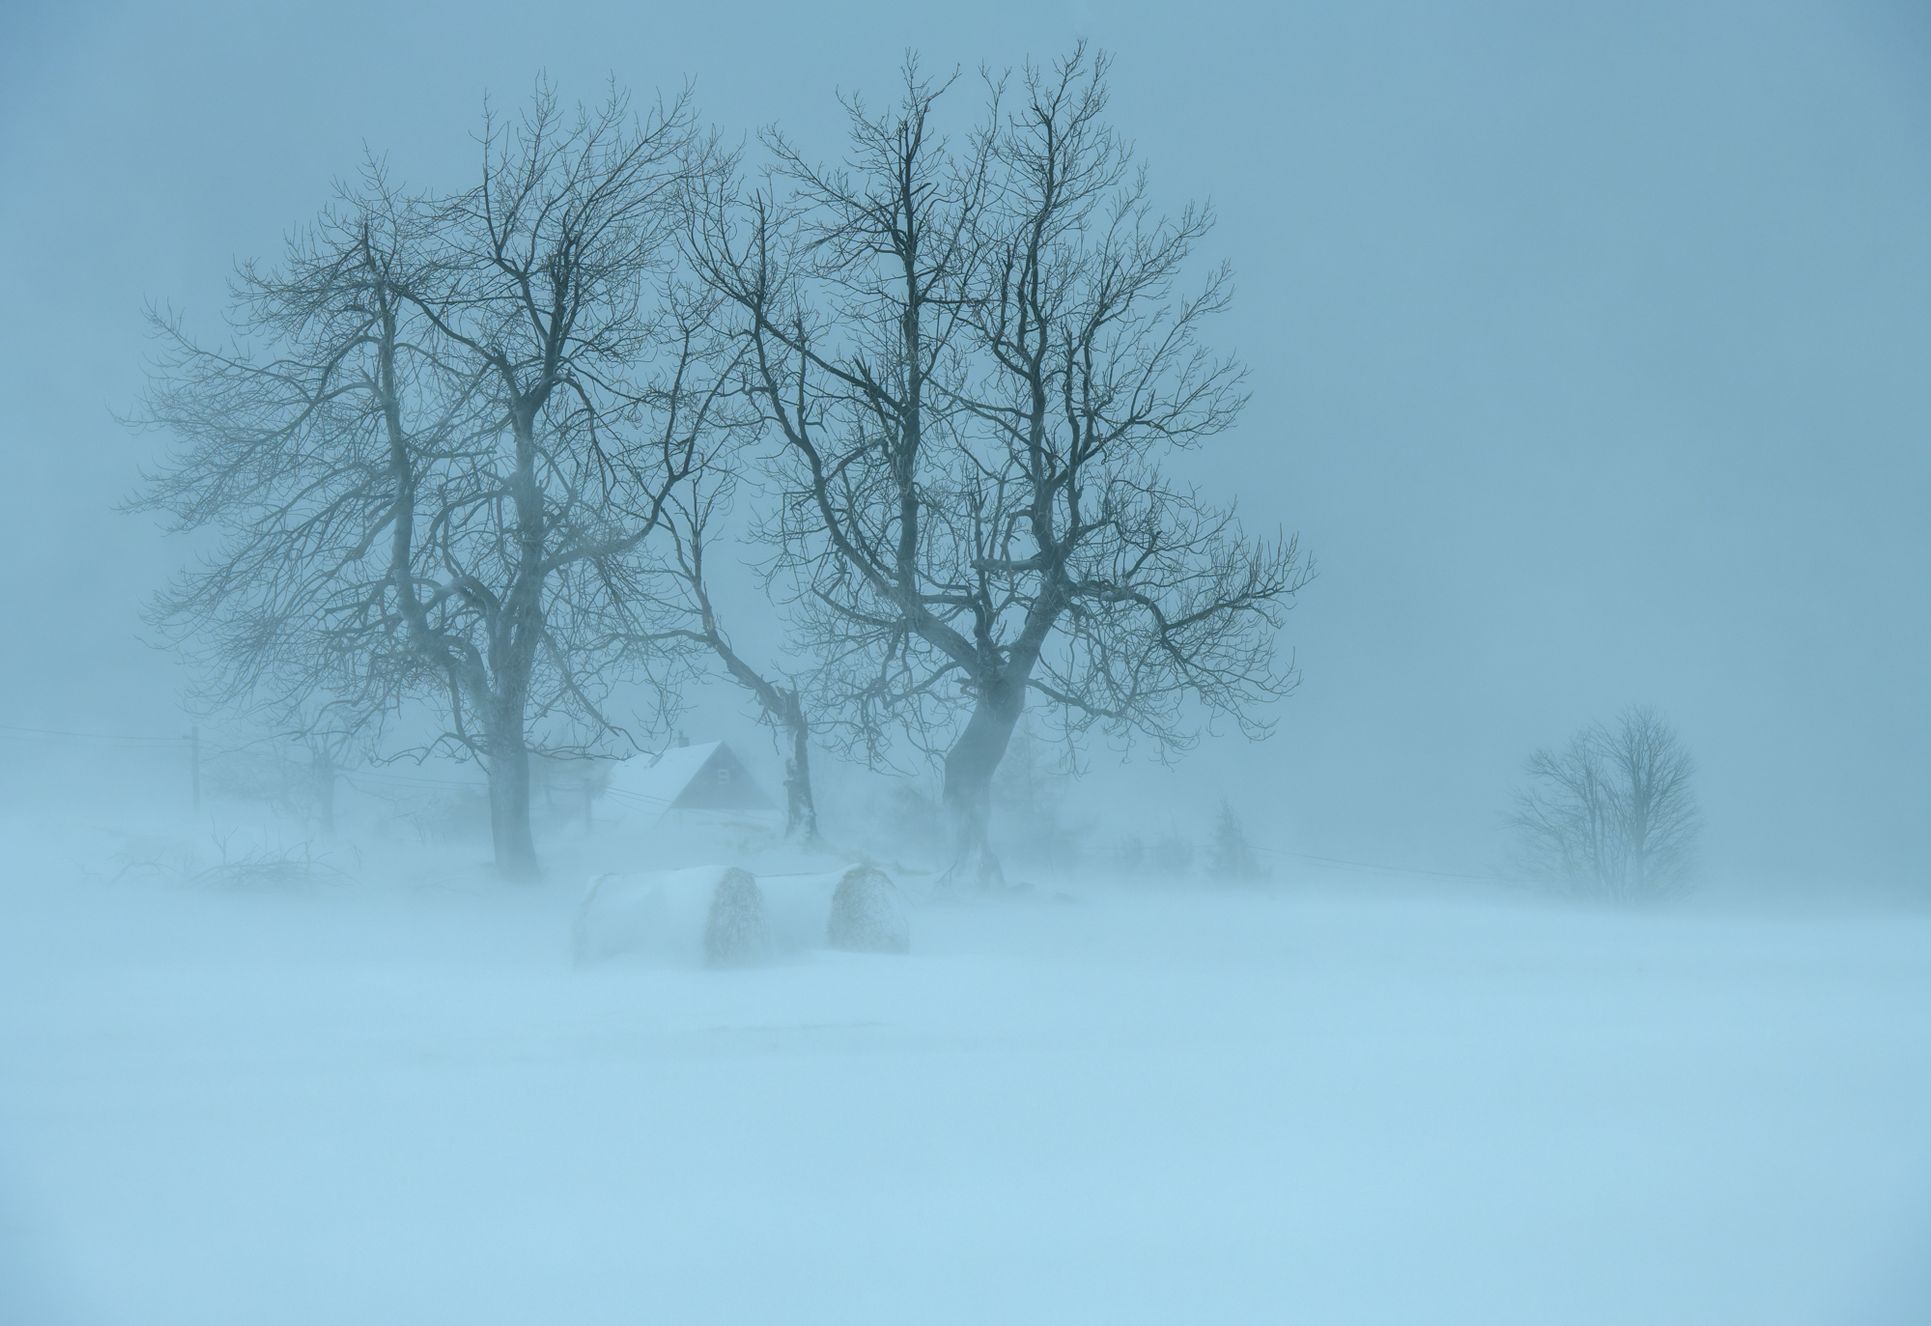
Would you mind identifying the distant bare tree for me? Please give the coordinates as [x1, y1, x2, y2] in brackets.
[991, 719, 1083, 870]
[651, 471, 823, 842]
[133, 85, 723, 878]
[203, 707, 367, 837]
[283, 700, 375, 837]
[1510, 705, 1701, 900]
[685, 48, 1308, 883]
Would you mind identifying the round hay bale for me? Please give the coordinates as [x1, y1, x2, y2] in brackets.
[826, 866, 909, 955]
[704, 867, 771, 968]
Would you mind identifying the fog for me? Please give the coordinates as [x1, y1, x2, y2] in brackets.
[1, 2, 1928, 1322]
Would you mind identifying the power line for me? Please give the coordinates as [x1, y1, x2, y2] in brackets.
[599, 785, 674, 806]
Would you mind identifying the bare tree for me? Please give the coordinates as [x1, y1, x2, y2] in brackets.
[133, 85, 723, 879]
[651, 471, 823, 842]
[202, 706, 369, 837]
[283, 699, 376, 837]
[990, 718, 1083, 869]
[1510, 705, 1701, 900]
[685, 48, 1308, 883]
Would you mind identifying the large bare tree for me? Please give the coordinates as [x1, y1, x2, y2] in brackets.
[134, 86, 722, 878]
[1510, 705, 1702, 900]
[685, 49, 1307, 881]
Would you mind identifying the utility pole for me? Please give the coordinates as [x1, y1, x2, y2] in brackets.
[189, 725, 201, 814]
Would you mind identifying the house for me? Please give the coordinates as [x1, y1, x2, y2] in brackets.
[602, 740, 776, 821]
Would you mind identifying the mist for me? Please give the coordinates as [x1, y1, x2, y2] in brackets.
[2, 2, 1927, 1322]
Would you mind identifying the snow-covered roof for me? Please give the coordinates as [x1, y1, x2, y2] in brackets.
[603, 741, 774, 815]
[606, 742, 721, 808]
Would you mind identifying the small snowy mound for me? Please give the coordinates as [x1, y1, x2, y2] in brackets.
[826, 866, 909, 955]
[703, 868, 771, 968]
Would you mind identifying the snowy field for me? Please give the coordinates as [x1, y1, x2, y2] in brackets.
[3, 819, 1929, 1325]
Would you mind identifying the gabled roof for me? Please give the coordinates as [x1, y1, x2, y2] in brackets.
[604, 741, 776, 814]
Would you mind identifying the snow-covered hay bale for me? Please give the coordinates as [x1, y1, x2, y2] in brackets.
[703, 867, 771, 968]
[574, 863, 907, 965]
[573, 866, 767, 967]
[826, 865, 909, 955]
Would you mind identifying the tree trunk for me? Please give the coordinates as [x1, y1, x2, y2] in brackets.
[488, 401, 545, 883]
[782, 710, 820, 844]
[939, 680, 1026, 888]
[311, 748, 336, 837]
[485, 704, 539, 881]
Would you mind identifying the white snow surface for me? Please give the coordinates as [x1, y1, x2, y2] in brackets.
[3, 815, 1929, 1325]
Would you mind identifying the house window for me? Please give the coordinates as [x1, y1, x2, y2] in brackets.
[717, 766, 732, 785]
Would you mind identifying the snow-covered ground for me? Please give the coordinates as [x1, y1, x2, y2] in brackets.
[3, 816, 1928, 1325]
